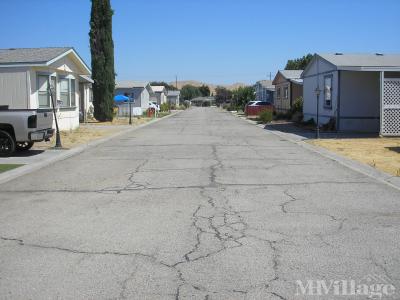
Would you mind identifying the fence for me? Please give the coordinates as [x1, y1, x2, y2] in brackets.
[116, 103, 143, 117]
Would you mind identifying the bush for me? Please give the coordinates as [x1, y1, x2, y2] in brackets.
[258, 110, 273, 123]
[291, 97, 303, 114]
[222, 103, 229, 110]
[160, 103, 170, 112]
[302, 118, 315, 126]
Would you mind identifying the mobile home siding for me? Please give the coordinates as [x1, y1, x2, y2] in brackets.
[302, 57, 338, 125]
[0, 67, 29, 109]
[303, 71, 338, 125]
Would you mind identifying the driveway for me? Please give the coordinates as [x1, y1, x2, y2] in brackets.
[0, 108, 399, 299]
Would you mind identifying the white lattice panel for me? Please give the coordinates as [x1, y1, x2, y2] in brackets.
[382, 109, 400, 135]
[384, 80, 400, 106]
[382, 79, 400, 136]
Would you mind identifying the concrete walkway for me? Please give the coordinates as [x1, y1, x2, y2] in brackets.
[0, 108, 399, 299]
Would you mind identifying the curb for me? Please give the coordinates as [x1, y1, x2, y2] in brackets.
[228, 111, 400, 191]
[0, 110, 183, 185]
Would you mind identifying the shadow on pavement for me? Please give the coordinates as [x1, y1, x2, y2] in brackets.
[8, 150, 45, 157]
[264, 121, 379, 140]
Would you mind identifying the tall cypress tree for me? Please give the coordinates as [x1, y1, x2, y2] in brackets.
[89, 0, 115, 121]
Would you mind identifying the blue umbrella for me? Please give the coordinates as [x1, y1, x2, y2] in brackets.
[114, 94, 130, 102]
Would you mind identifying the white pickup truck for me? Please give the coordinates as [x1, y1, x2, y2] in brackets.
[0, 105, 54, 156]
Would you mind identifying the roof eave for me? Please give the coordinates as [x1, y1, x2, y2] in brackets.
[0, 48, 91, 75]
[337, 66, 400, 71]
[0, 62, 47, 68]
[301, 54, 338, 78]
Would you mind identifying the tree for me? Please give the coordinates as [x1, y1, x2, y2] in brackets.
[198, 84, 210, 97]
[285, 54, 313, 70]
[180, 84, 201, 100]
[215, 86, 232, 105]
[150, 81, 178, 91]
[232, 86, 255, 110]
[89, 0, 115, 121]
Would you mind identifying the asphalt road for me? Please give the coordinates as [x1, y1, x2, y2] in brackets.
[0, 108, 399, 299]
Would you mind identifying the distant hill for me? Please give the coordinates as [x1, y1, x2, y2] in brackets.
[168, 80, 248, 94]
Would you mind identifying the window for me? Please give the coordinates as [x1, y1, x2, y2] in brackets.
[89, 88, 93, 102]
[58, 77, 77, 107]
[284, 87, 288, 99]
[38, 73, 76, 108]
[60, 78, 70, 107]
[38, 75, 50, 107]
[324, 75, 333, 108]
[277, 87, 281, 98]
[71, 79, 76, 107]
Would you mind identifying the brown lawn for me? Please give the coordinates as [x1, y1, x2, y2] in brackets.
[309, 138, 400, 177]
[33, 117, 153, 150]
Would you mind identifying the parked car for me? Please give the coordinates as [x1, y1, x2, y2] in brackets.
[0, 106, 54, 156]
[244, 101, 273, 116]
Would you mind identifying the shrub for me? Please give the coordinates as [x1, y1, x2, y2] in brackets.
[322, 117, 336, 131]
[160, 103, 170, 112]
[222, 103, 229, 110]
[226, 104, 237, 111]
[258, 110, 273, 123]
[302, 118, 315, 126]
[291, 97, 303, 114]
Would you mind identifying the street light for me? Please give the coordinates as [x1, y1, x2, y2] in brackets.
[128, 95, 132, 125]
[314, 87, 321, 139]
[48, 85, 62, 148]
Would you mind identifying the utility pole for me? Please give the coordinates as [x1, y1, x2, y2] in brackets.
[175, 75, 178, 90]
[269, 72, 272, 80]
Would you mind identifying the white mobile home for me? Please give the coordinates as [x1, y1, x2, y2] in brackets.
[254, 80, 275, 103]
[0, 47, 92, 130]
[302, 53, 400, 135]
[151, 85, 168, 105]
[115, 81, 156, 116]
[167, 90, 180, 107]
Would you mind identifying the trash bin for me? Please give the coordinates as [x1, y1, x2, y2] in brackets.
[147, 107, 155, 118]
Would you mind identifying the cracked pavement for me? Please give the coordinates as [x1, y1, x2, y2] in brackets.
[0, 107, 399, 299]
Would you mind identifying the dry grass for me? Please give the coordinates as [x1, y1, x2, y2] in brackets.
[86, 116, 153, 126]
[309, 138, 400, 176]
[33, 117, 153, 150]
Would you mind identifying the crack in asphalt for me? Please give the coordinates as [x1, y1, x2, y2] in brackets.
[0, 180, 373, 194]
[0, 236, 157, 260]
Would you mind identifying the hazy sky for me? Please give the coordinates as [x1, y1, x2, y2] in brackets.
[1, 0, 399, 84]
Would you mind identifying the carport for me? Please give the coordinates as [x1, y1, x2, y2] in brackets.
[302, 53, 400, 135]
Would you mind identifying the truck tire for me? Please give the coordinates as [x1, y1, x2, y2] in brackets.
[0, 129, 16, 157]
[16, 141, 34, 151]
